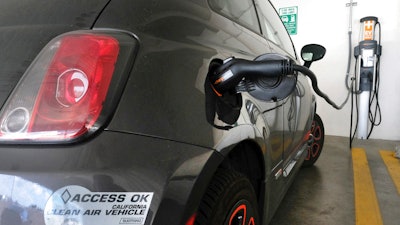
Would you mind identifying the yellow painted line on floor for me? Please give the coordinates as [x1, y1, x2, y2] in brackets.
[352, 148, 383, 225]
[380, 150, 400, 195]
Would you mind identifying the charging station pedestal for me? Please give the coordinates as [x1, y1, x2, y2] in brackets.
[354, 17, 382, 139]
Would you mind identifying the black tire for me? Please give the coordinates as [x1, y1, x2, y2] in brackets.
[303, 113, 325, 167]
[195, 169, 259, 225]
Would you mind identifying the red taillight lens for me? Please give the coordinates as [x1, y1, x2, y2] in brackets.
[0, 31, 136, 143]
[30, 34, 119, 136]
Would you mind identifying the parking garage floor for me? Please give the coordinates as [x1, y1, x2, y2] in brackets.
[270, 135, 400, 225]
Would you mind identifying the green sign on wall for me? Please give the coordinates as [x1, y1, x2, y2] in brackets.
[279, 6, 298, 35]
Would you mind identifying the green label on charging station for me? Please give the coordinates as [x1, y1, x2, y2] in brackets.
[279, 6, 298, 35]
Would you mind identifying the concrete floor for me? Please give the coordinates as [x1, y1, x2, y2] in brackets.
[270, 135, 400, 225]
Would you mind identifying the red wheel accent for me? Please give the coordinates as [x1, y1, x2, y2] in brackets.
[195, 170, 259, 225]
[313, 125, 322, 141]
[229, 204, 246, 225]
[303, 114, 325, 167]
[305, 149, 311, 160]
[305, 142, 320, 160]
[228, 202, 256, 225]
[311, 143, 320, 157]
[248, 217, 255, 225]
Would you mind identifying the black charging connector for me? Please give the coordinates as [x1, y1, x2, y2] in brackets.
[209, 58, 294, 94]
[208, 57, 342, 109]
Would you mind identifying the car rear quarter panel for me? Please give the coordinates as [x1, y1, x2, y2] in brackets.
[95, 0, 274, 148]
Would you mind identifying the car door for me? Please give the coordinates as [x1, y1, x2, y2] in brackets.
[206, 0, 287, 218]
[256, 1, 315, 167]
[253, 0, 308, 219]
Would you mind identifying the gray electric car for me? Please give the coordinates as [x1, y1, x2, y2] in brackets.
[0, 0, 325, 225]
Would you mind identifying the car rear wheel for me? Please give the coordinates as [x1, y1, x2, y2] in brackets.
[195, 169, 259, 225]
[303, 113, 325, 167]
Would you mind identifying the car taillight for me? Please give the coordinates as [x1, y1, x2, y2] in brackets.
[0, 30, 137, 143]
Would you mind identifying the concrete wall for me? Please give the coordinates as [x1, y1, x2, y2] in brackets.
[270, 0, 400, 140]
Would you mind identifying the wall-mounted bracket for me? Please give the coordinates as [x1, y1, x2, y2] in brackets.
[346, 2, 358, 7]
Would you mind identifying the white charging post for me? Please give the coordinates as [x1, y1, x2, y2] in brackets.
[354, 17, 381, 139]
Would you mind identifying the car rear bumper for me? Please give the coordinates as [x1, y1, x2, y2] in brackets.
[0, 130, 221, 225]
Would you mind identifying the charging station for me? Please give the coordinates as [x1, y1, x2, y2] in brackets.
[353, 16, 382, 140]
